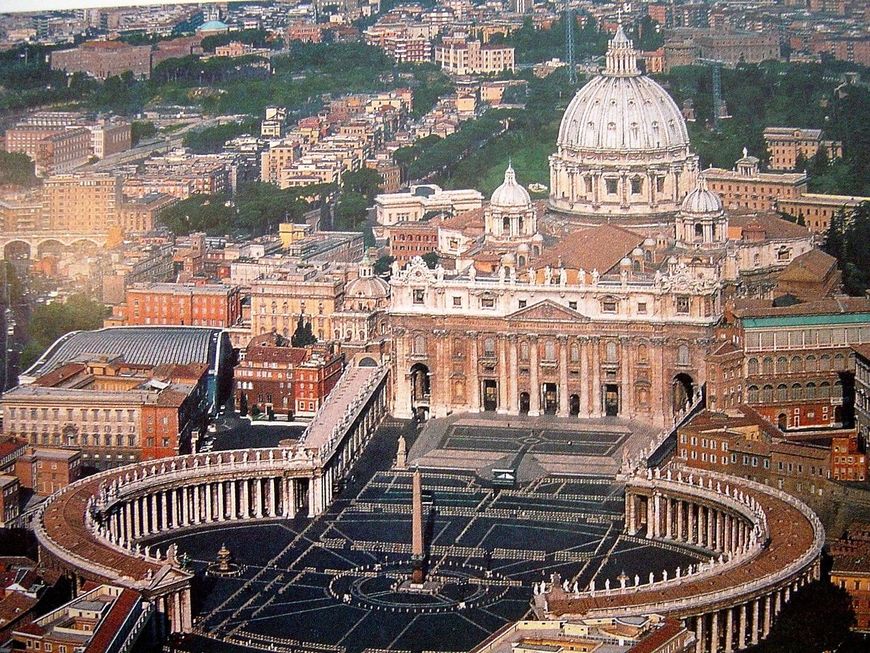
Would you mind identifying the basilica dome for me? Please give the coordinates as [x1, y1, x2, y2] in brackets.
[681, 177, 723, 215]
[491, 163, 531, 209]
[549, 25, 699, 225]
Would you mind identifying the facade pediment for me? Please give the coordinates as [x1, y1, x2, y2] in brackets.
[506, 300, 590, 323]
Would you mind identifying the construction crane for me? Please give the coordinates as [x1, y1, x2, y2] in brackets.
[564, 8, 576, 86]
[698, 58, 730, 131]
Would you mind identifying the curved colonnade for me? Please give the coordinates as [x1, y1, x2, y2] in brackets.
[34, 367, 389, 636]
[539, 465, 824, 653]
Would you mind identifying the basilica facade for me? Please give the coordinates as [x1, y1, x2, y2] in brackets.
[387, 26, 817, 429]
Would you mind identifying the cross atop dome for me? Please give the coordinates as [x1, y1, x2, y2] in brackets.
[604, 22, 640, 77]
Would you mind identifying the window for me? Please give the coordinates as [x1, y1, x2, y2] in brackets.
[602, 298, 617, 313]
[605, 178, 618, 194]
[568, 301, 577, 310]
[677, 344, 690, 366]
[570, 343, 580, 363]
[676, 296, 690, 314]
[520, 341, 529, 361]
[544, 340, 555, 361]
[518, 299, 527, 308]
[483, 337, 496, 357]
[452, 296, 462, 307]
[631, 176, 643, 194]
[481, 297, 495, 309]
[413, 289, 425, 304]
[748, 358, 759, 375]
[637, 302, 647, 314]
[605, 341, 618, 363]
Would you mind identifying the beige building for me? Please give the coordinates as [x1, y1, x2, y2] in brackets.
[375, 184, 484, 226]
[250, 268, 345, 342]
[4, 125, 92, 177]
[777, 193, 868, 234]
[435, 38, 515, 75]
[702, 152, 807, 212]
[50, 40, 153, 79]
[42, 173, 122, 234]
[764, 127, 843, 171]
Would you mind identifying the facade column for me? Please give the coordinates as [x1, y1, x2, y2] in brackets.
[687, 502, 696, 544]
[269, 478, 278, 517]
[694, 615, 704, 653]
[529, 335, 540, 416]
[580, 337, 590, 417]
[217, 482, 225, 521]
[230, 480, 238, 519]
[677, 500, 685, 541]
[751, 599, 760, 645]
[591, 337, 601, 417]
[711, 610, 719, 653]
[160, 491, 168, 531]
[619, 336, 630, 418]
[725, 607, 734, 653]
[132, 499, 140, 539]
[763, 593, 772, 638]
[497, 335, 509, 414]
[508, 335, 518, 414]
[150, 495, 158, 534]
[254, 479, 262, 517]
[241, 479, 250, 518]
[738, 603, 747, 649]
[308, 477, 317, 517]
[469, 333, 480, 412]
[558, 335, 569, 417]
[665, 498, 673, 539]
[774, 589, 782, 616]
[171, 489, 179, 528]
[653, 492, 661, 538]
[289, 478, 297, 518]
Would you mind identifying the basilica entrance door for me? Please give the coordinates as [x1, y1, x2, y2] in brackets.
[519, 392, 530, 415]
[543, 383, 558, 415]
[482, 380, 498, 412]
[604, 384, 619, 416]
[569, 394, 580, 417]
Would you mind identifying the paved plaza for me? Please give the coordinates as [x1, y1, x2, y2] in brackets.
[156, 418, 703, 653]
[408, 414, 658, 479]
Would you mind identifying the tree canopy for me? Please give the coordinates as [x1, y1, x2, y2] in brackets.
[0, 152, 37, 187]
[22, 295, 108, 369]
[182, 118, 258, 153]
[823, 202, 870, 296]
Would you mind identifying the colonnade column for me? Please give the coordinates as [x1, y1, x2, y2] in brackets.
[751, 599, 760, 645]
[725, 607, 734, 653]
[665, 498, 673, 539]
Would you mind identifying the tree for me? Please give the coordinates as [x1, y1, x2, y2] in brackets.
[291, 315, 317, 347]
[374, 255, 396, 277]
[0, 152, 37, 187]
[22, 295, 108, 369]
[131, 121, 157, 146]
[421, 251, 439, 269]
[341, 167, 383, 203]
[157, 194, 235, 235]
[236, 182, 305, 234]
[334, 191, 368, 231]
[239, 393, 248, 417]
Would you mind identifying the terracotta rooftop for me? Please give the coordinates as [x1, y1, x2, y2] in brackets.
[778, 248, 838, 280]
[537, 224, 644, 273]
[729, 211, 810, 239]
[733, 295, 870, 318]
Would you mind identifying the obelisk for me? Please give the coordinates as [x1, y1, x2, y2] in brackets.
[411, 467, 425, 583]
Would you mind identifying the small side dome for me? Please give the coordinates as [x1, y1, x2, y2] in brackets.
[631, 247, 643, 257]
[517, 243, 530, 254]
[682, 176, 723, 214]
[491, 162, 531, 209]
[501, 252, 516, 266]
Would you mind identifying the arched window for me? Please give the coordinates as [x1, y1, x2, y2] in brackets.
[776, 357, 788, 374]
[544, 340, 556, 361]
[694, 223, 703, 240]
[748, 358, 759, 375]
[748, 386, 759, 403]
[677, 344, 690, 366]
[791, 384, 803, 401]
[805, 355, 816, 371]
[791, 356, 803, 372]
[833, 353, 845, 369]
[833, 380, 843, 397]
[805, 382, 816, 399]
[502, 216, 510, 233]
[777, 384, 788, 402]
[763, 357, 774, 375]
[820, 355, 831, 371]
[570, 343, 580, 363]
[762, 385, 774, 403]
[818, 382, 830, 399]
[605, 341, 618, 363]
